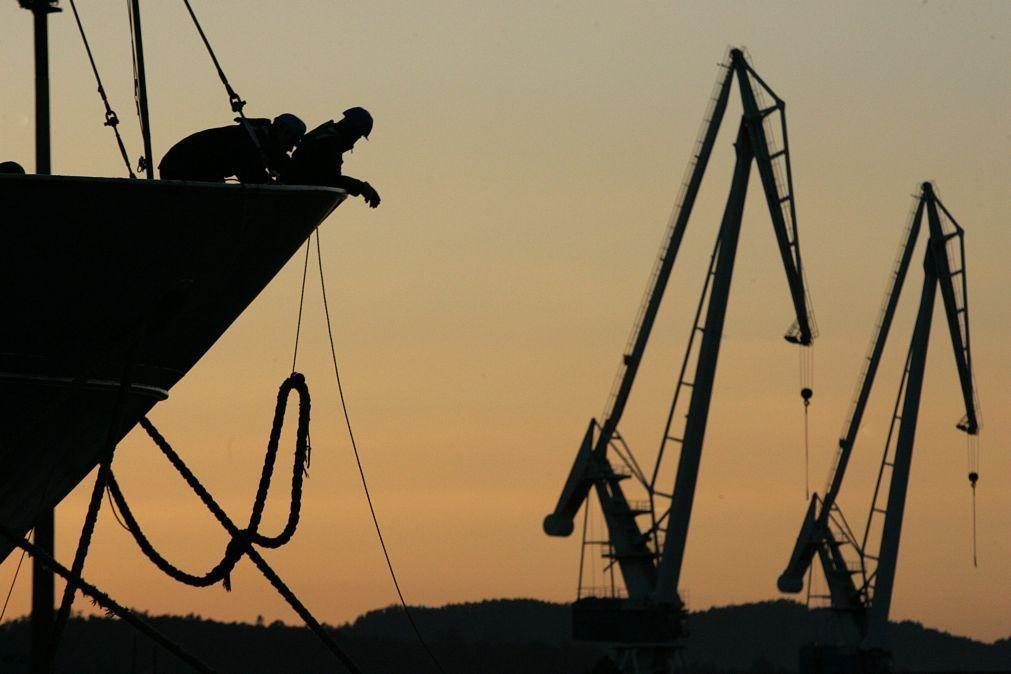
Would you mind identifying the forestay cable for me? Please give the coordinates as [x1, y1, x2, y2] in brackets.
[67, 0, 135, 178]
[180, 0, 271, 176]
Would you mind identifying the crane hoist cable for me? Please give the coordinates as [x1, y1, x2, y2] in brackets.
[67, 0, 136, 178]
[968, 435, 980, 567]
[799, 345, 814, 498]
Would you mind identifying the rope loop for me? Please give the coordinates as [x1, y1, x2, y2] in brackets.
[111, 372, 313, 591]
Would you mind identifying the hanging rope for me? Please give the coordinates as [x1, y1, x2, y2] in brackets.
[291, 241, 313, 373]
[313, 231, 447, 674]
[67, 0, 136, 178]
[109, 373, 311, 590]
[0, 525, 216, 673]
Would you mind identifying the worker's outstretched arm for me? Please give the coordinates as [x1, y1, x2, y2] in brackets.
[334, 176, 381, 208]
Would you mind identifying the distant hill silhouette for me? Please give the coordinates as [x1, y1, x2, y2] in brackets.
[1, 599, 1008, 673]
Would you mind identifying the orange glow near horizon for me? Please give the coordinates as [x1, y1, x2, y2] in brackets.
[1, 0, 1009, 647]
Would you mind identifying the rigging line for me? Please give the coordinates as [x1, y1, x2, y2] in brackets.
[291, 240, 312, 373]
[313, 231, 448, 674]
[181, 0, 243, 112]
[179, 0, 272, 176]
[0, 525, 216, 674]
[67, 0, 135, 178]
[0, 536, 29, 623]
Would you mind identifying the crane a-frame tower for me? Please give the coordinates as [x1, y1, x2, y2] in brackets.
[544, 49, 817, 673]
[778, 183, 981, 673]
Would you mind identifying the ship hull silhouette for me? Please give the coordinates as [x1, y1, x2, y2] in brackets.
[0, 174, 344, 561]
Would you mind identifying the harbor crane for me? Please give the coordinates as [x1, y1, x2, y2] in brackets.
[543, 49, 817, 673]
[778, 183, 982, 673]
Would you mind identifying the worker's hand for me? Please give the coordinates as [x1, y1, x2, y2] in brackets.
[360, 182, 381, 208]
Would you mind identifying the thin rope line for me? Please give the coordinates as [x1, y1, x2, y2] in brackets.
[291, 241, 312, 373]
[314, 231, 447, 674]
[0, 536, 29, 623]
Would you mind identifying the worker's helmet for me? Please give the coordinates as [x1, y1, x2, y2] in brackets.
[342, 107, 373, 139]
[0, 161, 26, 174]
[272, 113, 307, 140]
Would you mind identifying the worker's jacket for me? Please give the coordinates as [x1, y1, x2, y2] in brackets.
[158, 119, 282, 183]
[284, 120, 368, 195]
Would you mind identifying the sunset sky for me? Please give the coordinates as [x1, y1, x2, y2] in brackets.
[2, 0, 1009, 646]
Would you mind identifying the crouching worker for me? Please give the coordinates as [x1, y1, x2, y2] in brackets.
[284, 107, 381, 208]
[158, 113, 306, 183]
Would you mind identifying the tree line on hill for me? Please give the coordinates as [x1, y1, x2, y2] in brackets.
[1, 599, 1008, 673]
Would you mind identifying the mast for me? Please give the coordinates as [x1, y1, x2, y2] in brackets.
[19, 2, 62, 671]
[128, 0, 154, 178]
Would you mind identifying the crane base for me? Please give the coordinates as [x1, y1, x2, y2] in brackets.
[799, 643, 892, 674]
[572, 597, 683, 644]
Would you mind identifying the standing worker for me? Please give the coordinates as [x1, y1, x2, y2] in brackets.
[284, 107, 381, 208]
[158, 113, 306, 183]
